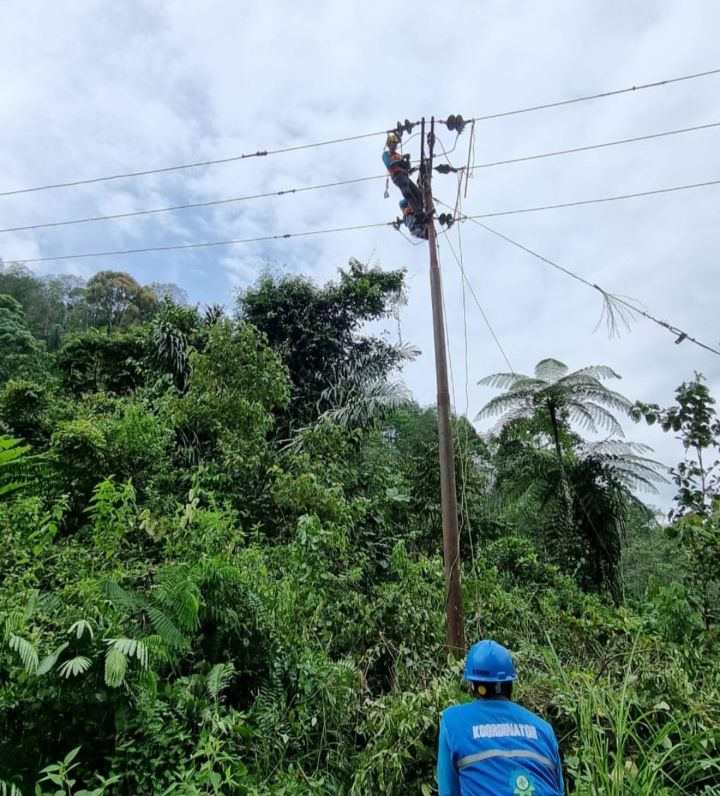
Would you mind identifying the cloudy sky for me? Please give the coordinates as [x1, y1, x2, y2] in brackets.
[2, 0, 719, 507]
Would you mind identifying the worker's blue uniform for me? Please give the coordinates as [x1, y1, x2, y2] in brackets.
[383, 148, 424, 214]
[399, 199, 427, 239]
[437, 698, 564, 796]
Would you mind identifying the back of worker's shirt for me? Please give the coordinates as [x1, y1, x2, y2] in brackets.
[439, 698, 563, 796]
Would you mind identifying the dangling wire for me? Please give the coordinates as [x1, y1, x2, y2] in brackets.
[436, 235, 476, 572]
[463, 121, 476, 199]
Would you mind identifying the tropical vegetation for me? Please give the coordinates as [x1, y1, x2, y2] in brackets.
[0, 259, 718, 794]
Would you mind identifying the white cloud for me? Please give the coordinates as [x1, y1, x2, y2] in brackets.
[1, 0, 719, 507]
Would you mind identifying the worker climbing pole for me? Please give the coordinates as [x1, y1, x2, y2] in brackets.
[382, 117, 468, 656]
[421, 116, 465, 658]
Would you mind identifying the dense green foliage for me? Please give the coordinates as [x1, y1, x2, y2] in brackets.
[0, 264, 718, 794]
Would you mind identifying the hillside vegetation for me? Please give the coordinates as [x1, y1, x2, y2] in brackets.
[0, 260, 718, 795]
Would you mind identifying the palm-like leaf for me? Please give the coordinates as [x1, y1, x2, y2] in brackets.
[319, 343, 418, 428]
[477, 358, 633, 453]
[0, 437, 31, 498]
[534, 358, 568, 381]
[57, 655, 92, 678]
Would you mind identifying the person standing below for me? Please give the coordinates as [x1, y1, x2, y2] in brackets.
[437, 640, 564, 796]
[382, 132, 424, 214]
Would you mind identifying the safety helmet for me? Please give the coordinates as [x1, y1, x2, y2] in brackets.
[399, 199, 409, 208]
[386, 132, 400, 146]
[464, 640, 517, 683]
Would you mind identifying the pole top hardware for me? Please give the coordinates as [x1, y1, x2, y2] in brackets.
[393, 119, 416, 138]
[445, 114, 466, 134]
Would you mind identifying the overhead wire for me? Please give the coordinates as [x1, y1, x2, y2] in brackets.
[444, 203, 720, 357]
[0, 174, 385, 234]
[465, 120, 720, 173]
[7, 173, 720, 265]
[464, 67, 720, 123]
[0, 129, 391, 198]
[4, 66, 718, 199]
[9, 220, 394, 264]
[460, 177, 720, 220]
[440, 228, 515, 373]
[4, 120, 717, 235]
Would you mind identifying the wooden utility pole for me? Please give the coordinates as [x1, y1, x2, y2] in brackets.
[421, 117, 465, 657]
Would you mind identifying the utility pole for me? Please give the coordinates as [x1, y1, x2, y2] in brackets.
[421, 117, 465, 657]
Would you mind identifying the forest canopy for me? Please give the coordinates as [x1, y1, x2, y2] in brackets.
[0, 260, 718, 795]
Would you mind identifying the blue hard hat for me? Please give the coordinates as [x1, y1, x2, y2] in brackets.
[464, 640, 518, 683]
[399, 199, 409, 208]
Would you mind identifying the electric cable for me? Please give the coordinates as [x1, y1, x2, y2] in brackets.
[3, 121, 717, 234]
[0, 174, 385, 234]
[0, 129, 391, 198]
[4, 66, 717, 199]
[444, 203, 720, 357]
[466, 121, 720, 173]
[440, 227, 515, 372]
[9, 171, 720, 265]
[461, 177, 720, 220]
[464, 68, 720, 124]
[8, 220, 394, 264]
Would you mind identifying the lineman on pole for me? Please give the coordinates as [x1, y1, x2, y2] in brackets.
[383, 132, 424, 215]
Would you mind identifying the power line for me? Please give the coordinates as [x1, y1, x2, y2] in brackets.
[451, 207, 720, 357]
[6, 162, 718, 240]
[5, 119, 716, 235]
[7, 220, 394, 264]
[4, 66, 718, 200]
[461, 177, 720, 220]
[465, 67, 720, 123]
[8, 173, 720, 264]
[0, 174, 385, 233]
[0, 130, 389, 198]
[465, 121, 720, 173]
[440, 228, 515, 372]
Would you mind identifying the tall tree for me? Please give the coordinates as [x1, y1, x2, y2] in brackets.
[237, 259, 405, 423]
[478, 359, 662, 600]
[85, 271, 158, 330]
[477, 358, 632, 463]
[0, 295, 48, 387]
[632, 373, 720, 518]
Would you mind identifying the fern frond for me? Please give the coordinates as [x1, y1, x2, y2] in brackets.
[68, 619, 94, 640]
[146, 606, 185, 649]
[8, 634, 39, 674]
[534, 359, 568, 382]
[57, 655, 92, 679]
[103, 581, 144, 612]
[106, 638, 149, 668]
[2, 611, 25, 640]
[207, 662, 235, 703]
[104, 647, 127, 688]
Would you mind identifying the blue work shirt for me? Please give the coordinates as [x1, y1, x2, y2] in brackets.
[382, 149, 409, 174]
[437, 698, 564, 796]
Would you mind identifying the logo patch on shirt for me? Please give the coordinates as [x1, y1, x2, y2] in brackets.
[510, 770, 536, 795]
[472, 722, 538, 740]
